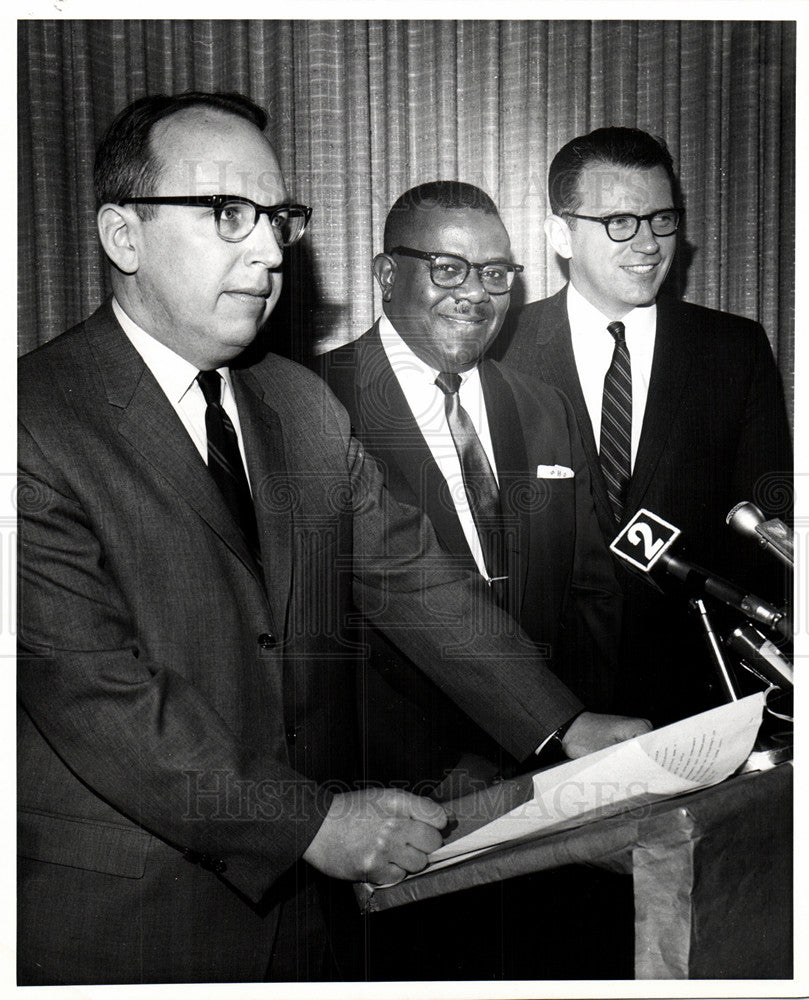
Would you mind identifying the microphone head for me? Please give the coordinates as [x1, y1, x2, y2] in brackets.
[726, 500, 765, 537]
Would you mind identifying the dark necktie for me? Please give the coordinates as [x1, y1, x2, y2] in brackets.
[599, 320, 632, 523]
[435, 371, 508, 605]
[197, 370, 261, 567]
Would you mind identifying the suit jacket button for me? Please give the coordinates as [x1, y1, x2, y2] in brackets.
[258, 632, 276, 649]
[286, 726, 298, 744]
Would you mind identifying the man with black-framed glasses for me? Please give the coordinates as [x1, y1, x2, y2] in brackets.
[323, 180, 628, 797]
[322, 179, 645, 979]
[501, 126, 791, 727]
[18, 99, 650, 986]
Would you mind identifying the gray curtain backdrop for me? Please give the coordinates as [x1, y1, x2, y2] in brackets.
[17, 19, 795, 423]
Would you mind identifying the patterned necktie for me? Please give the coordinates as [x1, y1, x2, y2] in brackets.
[599, 320, 632, 523]
[434, 371, 508, 604]
[197, 370, 261, 567]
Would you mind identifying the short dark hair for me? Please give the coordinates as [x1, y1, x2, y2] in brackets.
[93, 91, 268, 216]
[383, 181, 499, 251]
[548, 127, 676, 216]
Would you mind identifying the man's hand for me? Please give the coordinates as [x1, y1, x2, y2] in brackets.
[302, 788, 450, 885]
[561, 711, 652, 759]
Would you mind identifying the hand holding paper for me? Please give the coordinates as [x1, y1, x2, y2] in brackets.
[304, 788, 450, 884]
[429, 692, 766, 867]
[561, 711, 653, 758]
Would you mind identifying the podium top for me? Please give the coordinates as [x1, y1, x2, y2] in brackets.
[355, 762, 792, 915]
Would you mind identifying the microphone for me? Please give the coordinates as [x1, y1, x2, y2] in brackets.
[610, 509, 791, 640]
[726, 623, 793, 690]
[652, 550, 790, 638]
[726, 501, 794, 568]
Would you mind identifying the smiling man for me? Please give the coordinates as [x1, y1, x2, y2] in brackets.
[323, 180, 644, 980]
[324, 182, 627, 794]
[502, 127, 792, 724]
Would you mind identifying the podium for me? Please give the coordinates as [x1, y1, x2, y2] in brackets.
[357, 763, 793, 979]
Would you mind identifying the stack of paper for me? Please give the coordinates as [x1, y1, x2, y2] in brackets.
[424, 692, 766, 872]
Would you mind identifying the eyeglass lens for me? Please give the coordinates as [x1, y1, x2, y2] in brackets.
[216, 201, 308, 246]
[607, 210, 679, 241]
[430, 255, 514, 293]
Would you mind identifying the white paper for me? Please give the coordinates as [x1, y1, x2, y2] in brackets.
[428, 692, 765, 864]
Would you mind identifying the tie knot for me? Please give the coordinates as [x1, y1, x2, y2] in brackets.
[197, 369, 223, 406]
[435, 371, 462, 396]
[607, 320, 626, 344]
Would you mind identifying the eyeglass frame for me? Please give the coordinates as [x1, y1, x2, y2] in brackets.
[561, 208, 683, 243]
[118, 195, 313, 246]
[387, 246, 524, 294]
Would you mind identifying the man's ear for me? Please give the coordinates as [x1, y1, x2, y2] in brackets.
[97, 204, 141, 274]
[372, 253, 397, 301]
[544, 214, 573, 261]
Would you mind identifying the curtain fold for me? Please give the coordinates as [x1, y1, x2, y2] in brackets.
[18, 19, 794, 422]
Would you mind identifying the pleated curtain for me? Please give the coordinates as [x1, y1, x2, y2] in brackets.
[18, 19, 795, 423]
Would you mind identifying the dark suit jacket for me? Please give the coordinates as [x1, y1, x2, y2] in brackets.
[17, 302, 584, 984]
[323, 323, 621, 786]
[498, 286, 792, 723]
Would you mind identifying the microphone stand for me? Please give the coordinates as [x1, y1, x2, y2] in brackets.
[689, 598, 740, 702]
[689, 600, 792, 770]
[730, 628, 794, 771]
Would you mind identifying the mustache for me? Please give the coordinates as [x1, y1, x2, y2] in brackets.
[444, 301, 490, 320]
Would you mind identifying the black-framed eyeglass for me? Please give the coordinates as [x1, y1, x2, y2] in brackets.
[562, 208, 683, 243]
[120, 195, 312, 247]
[388, 246, 524, 294]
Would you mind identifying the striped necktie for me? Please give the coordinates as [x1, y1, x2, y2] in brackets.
[434, 371, 508, 605]
[599, 320, 632, 523]
[197, 370, 261, 567]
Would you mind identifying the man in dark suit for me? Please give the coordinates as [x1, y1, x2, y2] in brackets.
[17, 95, 649, 985]
[499, 126, 792, 724]
[323, 180, 644, 981]
[324, 181, 626, 792]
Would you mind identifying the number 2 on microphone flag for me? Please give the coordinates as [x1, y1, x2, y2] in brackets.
[610, 508, 681, 573]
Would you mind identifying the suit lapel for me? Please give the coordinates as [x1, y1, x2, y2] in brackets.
[354, 327, 472, 560]
[536, 289, 616, 535]
[626, 302, 693, 516]
[481, 361, 529, 615]
[87, 302, 267, 593]
[523, 290, 698, 538]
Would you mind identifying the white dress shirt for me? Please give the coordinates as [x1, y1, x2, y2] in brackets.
[380, 315, 572, 756]
[112, 298, 252, 488]
[378, 314, 498, 580]
[567, 282, 656, 469]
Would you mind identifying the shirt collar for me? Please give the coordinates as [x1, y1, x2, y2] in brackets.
[112, 297, 234, 403]
[378, 313, 476, 387]
[566, 281, 656, 340]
